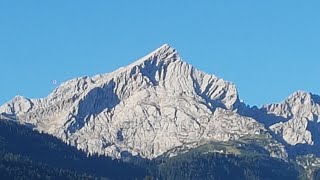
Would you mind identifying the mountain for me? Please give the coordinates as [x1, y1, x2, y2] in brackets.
[0, 44, 268, 160]
[0, 44, 319, 165]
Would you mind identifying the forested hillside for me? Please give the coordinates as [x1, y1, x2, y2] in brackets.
[0, 120, 146, 179]
[0, 120, 316, 180]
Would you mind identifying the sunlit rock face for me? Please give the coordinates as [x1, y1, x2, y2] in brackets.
[1, 44, 319, 160]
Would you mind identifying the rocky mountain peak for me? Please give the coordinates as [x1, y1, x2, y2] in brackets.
[287, 91, 314, 104]
[263, 91, 320, 121]
[0, 44, 250, 159]
[262, 91, 320, 147]
[0, 96, 34, 116]
[127, 43, 179, 69]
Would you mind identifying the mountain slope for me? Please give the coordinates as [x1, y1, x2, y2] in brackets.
[151, 148, 301, 180]
[0, 120, 146, 179]
[0, 120, 306, 180]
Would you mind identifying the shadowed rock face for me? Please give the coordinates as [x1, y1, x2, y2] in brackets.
[0, 44, 318, 160]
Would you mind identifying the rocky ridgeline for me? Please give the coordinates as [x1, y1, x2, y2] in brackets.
[0, 44, 319, 160]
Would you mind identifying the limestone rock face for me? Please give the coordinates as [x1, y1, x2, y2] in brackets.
[263, 91, 320, 121]
[270, 118, 313, 146]
[263, 91, 320, 146]
[1, 44, 319, 160]
[0, 44, 265, 159]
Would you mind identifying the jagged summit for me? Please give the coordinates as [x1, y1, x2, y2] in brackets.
[263, 91, 320, 120]
[287, 91, 314, 103]
[121, 43, 180, 71]
[0, 96, 33, 117]
[275, 91, 320, 106]
[137, 43, 177, 62]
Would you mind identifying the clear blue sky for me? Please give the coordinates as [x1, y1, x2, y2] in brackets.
[0, 0, 319, 106]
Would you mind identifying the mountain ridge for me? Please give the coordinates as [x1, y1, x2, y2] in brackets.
[0, 44, 319, 161]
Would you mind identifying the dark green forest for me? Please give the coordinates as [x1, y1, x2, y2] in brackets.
[0, 120, 317, 180]
[0, 120, 145, 179]
[0, 153, 94, 179]
[150, 151, 301, 180]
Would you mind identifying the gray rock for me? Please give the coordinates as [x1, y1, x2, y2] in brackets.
[1, 44, 319, 160]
